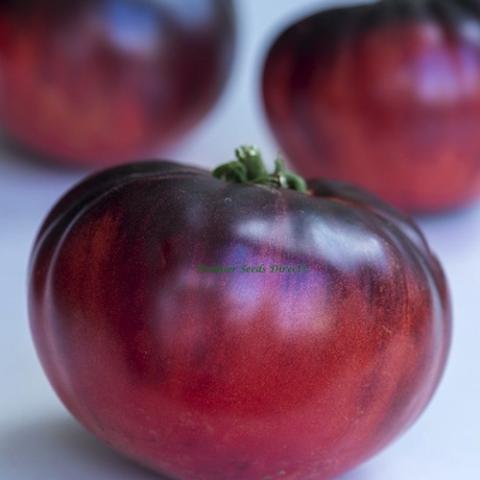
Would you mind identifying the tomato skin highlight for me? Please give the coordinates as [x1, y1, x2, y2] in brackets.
[262, 0, 480, 213]
[29, 161, 451, 479]
[0, 0, 236, 166]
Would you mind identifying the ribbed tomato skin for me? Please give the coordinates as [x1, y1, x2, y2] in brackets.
[29, 161, 451, 479]
[263, 0, 480, 212]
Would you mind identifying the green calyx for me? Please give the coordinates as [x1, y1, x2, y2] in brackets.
[213, 146, 307, 193]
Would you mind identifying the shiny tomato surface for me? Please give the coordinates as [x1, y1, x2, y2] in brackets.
[29, 159, 451, 479]
[263, 0, 480, 212]
[0, 0, 235, 166]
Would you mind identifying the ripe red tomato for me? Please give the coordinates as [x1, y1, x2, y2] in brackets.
[262, 0, 480, 213]
[0, 0, 235, 166]
[29, 148, 451, 479]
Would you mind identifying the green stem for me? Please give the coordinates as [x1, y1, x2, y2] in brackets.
[213, 146, 307, 193]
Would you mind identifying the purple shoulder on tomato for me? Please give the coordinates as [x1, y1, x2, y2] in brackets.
[29, 150, 451, 480]
[263, 0, 480, 212]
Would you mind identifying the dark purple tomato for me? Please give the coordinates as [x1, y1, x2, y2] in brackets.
[263, 0, 480, 213]
[0, 0, 235, 166]
[29, 148, 451, 479]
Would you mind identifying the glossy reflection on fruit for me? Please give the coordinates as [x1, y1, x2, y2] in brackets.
[263, 0, 480, 212]
[0, 0, 235, 166]
[29, 149, 451, 479]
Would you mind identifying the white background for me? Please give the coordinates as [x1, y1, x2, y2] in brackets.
[1, 0, 479, 478]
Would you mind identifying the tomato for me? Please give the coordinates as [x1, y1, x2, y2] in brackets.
[262, 0, 480, 213]
[29, 147, 451, 479]
[0, 0, 235, 166]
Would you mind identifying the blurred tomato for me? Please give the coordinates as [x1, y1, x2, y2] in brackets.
[0, 0, 236, 166]
[263, 0, 480, 213]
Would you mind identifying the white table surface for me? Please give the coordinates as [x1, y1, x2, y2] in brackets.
[1, 0, 479, 478]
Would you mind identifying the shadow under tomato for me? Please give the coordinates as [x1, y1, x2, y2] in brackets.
[0, 414, 377, 479]
[0, 134, 93, 174]
[338, 465, 373, 480]
[0, 415, 166, 480]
